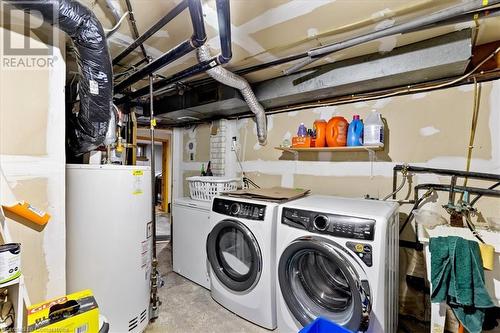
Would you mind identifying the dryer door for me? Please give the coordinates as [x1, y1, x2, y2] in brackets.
[207, 219, 262, 292]
[278, 236, 371, 332]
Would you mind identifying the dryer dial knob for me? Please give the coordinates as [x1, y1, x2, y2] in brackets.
[229, 203, 241, 215]
[313, 215, 329, 231]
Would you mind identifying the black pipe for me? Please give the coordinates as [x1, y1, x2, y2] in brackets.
[471, 181, 500, 206]
[394, 165, 500, 182]
[415, 183, 500, 198]
[115, 40, 195, 93]
[189, 0, 207, 47]
[118, 4, 500, 101]
[215, 0, 232, 63]
[115, 57, 221, 104]
[120, 51, 309, 101]
[114, 0, 207, 93]
[112, 0, 189, 66]
[124, 0, 147, 59]
[115, 0, 233, 104]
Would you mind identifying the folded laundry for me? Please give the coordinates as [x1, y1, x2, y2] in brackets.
[430, 236, 494, 333]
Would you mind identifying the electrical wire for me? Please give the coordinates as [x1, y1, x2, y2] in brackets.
[233, 145, 260, 189]
[104, 11, 130, 34]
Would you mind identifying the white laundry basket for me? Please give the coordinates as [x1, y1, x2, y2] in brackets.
[187, 176, 239, 201]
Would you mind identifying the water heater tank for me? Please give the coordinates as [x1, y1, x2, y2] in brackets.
[66, 165, 152, 333]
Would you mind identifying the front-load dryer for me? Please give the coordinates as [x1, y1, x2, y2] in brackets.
[207, 196, 279, 329]
[276, 195, 399, 333]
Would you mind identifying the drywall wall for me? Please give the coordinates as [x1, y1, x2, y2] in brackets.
[175, 79, 500, 221]
[172, 78, 500, 324]
[0, 25, 66, 304]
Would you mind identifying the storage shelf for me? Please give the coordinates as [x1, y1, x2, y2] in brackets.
[275, 145, 384, 153]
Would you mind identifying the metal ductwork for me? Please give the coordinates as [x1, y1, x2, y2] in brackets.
[3, 0, 114, 155]
[284, 0, 500, 74]
[103, 0, 128, 38]
[197, 45, 267, 145]
[152, 29, 472, 125]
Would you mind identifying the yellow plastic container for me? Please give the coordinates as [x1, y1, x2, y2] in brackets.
[479, 243, 495, 271]
[2, 201, 50, 226]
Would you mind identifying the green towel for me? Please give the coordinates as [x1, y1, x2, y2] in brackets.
[430, 236, 494, 333]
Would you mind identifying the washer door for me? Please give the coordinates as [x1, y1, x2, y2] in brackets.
[207, 219, 262, 292]
[278, 236, 371, 332]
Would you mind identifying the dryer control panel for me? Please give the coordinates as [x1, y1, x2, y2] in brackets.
[281, 208, 375, 241]
[213, 198, 266, 221]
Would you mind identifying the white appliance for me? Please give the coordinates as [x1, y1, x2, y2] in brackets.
[172, 197, 211, 289]
[66, 165, 152, 333]
[207, 196, 279, 329]
[276, 195, 399, 333]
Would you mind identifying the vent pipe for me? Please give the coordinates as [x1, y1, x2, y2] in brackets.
[197, 47, 267, 145]
[4, 0, 114, 155]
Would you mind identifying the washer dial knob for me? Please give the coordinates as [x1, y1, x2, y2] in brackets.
[313, 215, 329, 231]
[229, 203, 241, 215]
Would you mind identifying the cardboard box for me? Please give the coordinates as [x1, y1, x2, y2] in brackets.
[27, 289, 99, 333]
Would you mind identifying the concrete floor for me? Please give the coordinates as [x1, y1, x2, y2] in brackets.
[145, 242, 427, 333]
[145, 243, 271, 333]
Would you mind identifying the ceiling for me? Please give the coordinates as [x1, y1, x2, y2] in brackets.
[79, 0, 500, 91]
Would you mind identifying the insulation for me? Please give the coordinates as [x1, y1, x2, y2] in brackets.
[4, 0, 114, 155]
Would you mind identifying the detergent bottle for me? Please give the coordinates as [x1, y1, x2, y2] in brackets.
[326, 116, 348, 147]
[297, 123, 307, 137]
[313, 120, 327, 147]
[347, 115, 363, 146]
[363, 110, 384, 146]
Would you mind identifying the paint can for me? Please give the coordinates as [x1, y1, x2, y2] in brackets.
[0, 244, 20, 284]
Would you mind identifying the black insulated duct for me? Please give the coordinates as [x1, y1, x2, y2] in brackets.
[3, 0, 113, 155]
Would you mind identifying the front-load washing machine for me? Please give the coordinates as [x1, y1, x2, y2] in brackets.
[276, 195, 399, 333]
[207, 195, 279, 329]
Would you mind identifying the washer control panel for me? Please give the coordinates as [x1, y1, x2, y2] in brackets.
[213, 198, 266, 221]
[281, 208, 375, 240]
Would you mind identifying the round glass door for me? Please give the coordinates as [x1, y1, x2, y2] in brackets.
[207, 220, 262, 292]
[278, 237, 370, 331]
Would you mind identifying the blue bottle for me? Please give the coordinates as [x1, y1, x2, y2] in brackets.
[347, 115, 363, 146]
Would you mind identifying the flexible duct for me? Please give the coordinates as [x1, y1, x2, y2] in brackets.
[4, 0, 114, 155]
[197, 45, 267, 145]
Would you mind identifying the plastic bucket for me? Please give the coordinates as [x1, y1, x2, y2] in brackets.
[0, 243, 21, 284]
[299, 317, 353, 333]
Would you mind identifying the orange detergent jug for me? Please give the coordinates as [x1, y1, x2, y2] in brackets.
[313, 120, 327, 147]
[326, 116, 348, 147]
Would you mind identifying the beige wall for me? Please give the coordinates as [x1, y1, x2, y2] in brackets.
[176, 80, 500, 223]
[0, 25, 66, 304]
